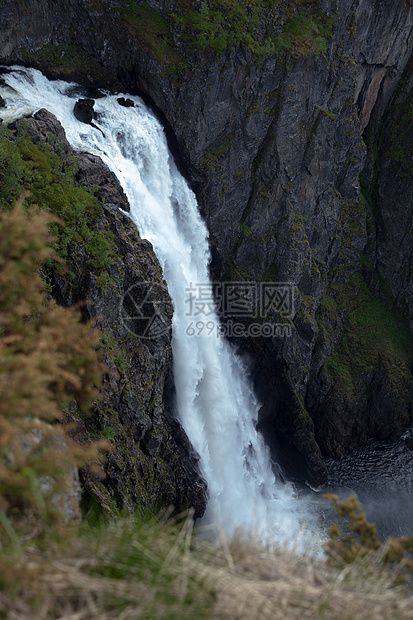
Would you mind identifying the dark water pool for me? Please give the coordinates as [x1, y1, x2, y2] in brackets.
[308, 431, 413, 540]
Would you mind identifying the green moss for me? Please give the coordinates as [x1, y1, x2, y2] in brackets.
[263, 261, 279, 282]
[297, 391, 312, 421]
[0, 129, 26, 204]
[318, 106, 336, 121]
[324, 273, 413, 398]
[173, 0, 277, 59]
[96, 271, 115, 290]
[173, 1, 334, 62]
[221, 257, 254, 282]
[99, 334, 130, 377]
[275, 12, 334, 60]
[301, 294, 315, 310]
[0, 122, 116, 275]
[246, 98, 261, 119]
[199, 140, 232, 170]
[320, 293, 338, 314]
[240, 222, 252, 238]
[21, 44, 116, 85]
[121, 2, 189, 78]
[348, 13, 357, 36]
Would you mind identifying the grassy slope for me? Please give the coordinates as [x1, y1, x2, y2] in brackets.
[2, 513, 413, 620]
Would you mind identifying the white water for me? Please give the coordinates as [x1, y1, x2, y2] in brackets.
[0, 67, 320, 550]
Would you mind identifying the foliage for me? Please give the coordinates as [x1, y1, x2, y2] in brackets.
[324, 271, 413, 399]
[318, 106, 336, 120]
[263, 260, 279, 281]
[325, 494, 413, 584]
[173, 0, 334, 61]
[173, 0, 277, 59]
[22, 44, 113, 84]
[199, 140, 233, 169]
[275, 12, 334, 60]
[119, 0, 335, 65]
[0, 197, 107, 545]
[88, 513, 213, 617]
[324, 494, 381, 563]
[120, 1, 189, 77]
[0, 509, 216, 619]
[240, 221, 252, 238]
[3, 508, 413, 619]
[0, 122, 116, 274]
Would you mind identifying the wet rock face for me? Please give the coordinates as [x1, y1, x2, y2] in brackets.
[20, 109, 208, 518]
[73, 98, 95, 124]
[0, 0, 412, 484]
[74, 152, 130, 212]
[374, 58, 413, 335]
[117, 97, 134, 108]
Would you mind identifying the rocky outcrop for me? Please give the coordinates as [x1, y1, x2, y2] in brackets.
[0, 0, 412, 485]
[73, 98, 95, 124]
[12, 109, 207, 517]
[117, 97, 135, 108]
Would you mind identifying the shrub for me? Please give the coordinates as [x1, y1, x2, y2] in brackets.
[0, 197, 107, 545]
[325, 493, 413, 583]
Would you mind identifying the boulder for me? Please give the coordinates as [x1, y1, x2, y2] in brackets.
[73, 98, 95, 124]
[117, 97, 134, 108]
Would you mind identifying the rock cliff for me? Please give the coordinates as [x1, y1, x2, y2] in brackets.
[0, 107, 207, 517]
[0, 0, 412, 487]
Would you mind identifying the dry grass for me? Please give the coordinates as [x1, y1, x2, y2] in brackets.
[206, 536, 413, 620]
[2, 517, 413, 620]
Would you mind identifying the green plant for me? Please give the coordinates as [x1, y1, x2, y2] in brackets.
[0, 197, 108, 545]
[120, 2, 189, 78]
[275, 12, 334, 60]
[324, 494, 381, 564]
[99, 334, 129, 375]
[240, 222, 252, 238]
[199, 141, 232, 169]
[173, 0, 278, 59]
[325, 494, 413, 583]
[318, 106, 336, 121]
[22, 44, 113, 84]
[0, 122, 116, 278]
[324, 271, 413, 399]
[96, 271, 114, 290]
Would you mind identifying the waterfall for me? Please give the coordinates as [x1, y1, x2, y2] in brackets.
[0, 67, 320, 550]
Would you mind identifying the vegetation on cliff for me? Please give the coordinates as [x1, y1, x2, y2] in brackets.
[0, 196, 107, 541]
[0, 121, 116, 278]
[0, 0, 411, 488]
[119, 0, 334, 67]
